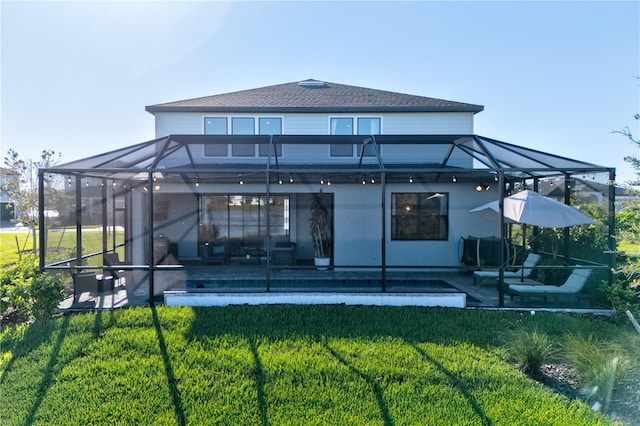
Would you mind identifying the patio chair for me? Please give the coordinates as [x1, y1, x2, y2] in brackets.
[473, 253, 541, 286]
[69, 265, 98, 304]
[508, 266, 592, 304]
[271, 242, 297, 265]
[104, 253, 127, 284]
[202, 241, 229, 265]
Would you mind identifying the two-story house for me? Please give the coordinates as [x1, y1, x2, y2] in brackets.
[41, 79, 615, 305]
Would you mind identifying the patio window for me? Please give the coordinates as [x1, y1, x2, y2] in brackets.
[391, 193, 449, 240]
[200, 194, 290, 243]
[330, 118, 354, 156]
[258, 117, 282, 157]
[204, 117, 228, 156]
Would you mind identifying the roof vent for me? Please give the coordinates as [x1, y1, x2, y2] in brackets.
[298, 79, 326, 88]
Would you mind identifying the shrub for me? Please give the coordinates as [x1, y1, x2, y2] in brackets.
[29, 272, 65, 320]
[534, 257, 571, 285]
[561, 334, 637, 413]
[601, 255, 640, 322]
[508, 327, 556, 376]
[1, 258, 65, 321]
[0, 258, 39, 314]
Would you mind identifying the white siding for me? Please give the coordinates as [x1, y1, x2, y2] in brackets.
[383, 112, 474, 134]
[155, 111, 475, 138]
[333, 185, 383, 267]
[384, 184, 499, 267]
[153, 111, 475, 167]
[155, 113, 203, 137]
[144, 181, 499, 268]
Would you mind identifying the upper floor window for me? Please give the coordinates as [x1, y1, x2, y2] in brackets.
[330, 118, 354, 157]
[330, 117, 381, 157]
[391, 193, 449, 240]
[204, 117, 283, 158]
[204, 117, 228, 156]
[231, 118, 255, 156]
[357, 117, 381, 157]
[258, 118, 282, 157]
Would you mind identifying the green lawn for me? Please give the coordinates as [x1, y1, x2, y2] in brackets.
[0, 228, 124, 268]
[2, 306, 636, 425]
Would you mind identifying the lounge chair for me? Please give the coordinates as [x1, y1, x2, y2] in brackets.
[508, 267, 592, 304]
[473, 253, 541, 286]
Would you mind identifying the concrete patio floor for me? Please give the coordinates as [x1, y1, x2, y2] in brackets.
[58, 265, 614, 314]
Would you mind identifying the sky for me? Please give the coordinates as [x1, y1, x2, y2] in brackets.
[2, 1, 639, 184]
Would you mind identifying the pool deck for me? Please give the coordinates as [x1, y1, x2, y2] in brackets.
[58, 265, 613, 314]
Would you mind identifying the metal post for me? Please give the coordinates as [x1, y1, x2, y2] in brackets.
[75, 176, 82, 267]
[148, 173, 155, 306]
[498, 172, 506, 307]
[38, 171, 45, 270]
[608, 169, 616, 288]
[102, 178, 108, 257]
[381, 170, 386, 292]
[266, 136, 273, 291]
[532, 178, 540, 253]
[563, 173, 571, 261]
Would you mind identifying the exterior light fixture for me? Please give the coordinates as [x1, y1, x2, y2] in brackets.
[452, 176, 457, 183]
[278, 177, 283, 185]
[320, 177, 324, 185]
[361, 177, 366, 185]
[370, 175, 375, 184]
[195, 180, 199, 187]
[476, 184, 483, 192]
[409, 176, 414, 183]
[154, 184, 160, 191]
[476, 184, 491, 192]
[327, 179, 331, 186]
[239, 178, 244, 185]
[289, 175, 294, 183]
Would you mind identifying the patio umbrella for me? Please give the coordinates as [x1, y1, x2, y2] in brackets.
[469, 190, 599, 228]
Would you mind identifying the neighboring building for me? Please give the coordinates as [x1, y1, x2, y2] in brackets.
[0, 171, 18, 225]
[537, 177, 632, 211]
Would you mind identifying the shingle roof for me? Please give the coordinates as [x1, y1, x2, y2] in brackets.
[145, 79, 484, 114]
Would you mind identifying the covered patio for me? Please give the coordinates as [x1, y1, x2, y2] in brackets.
[39, 134, 616, 310]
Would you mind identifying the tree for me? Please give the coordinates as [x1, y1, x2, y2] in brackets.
[1, 149, 63, 254]
[613, 76, 640, 182]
